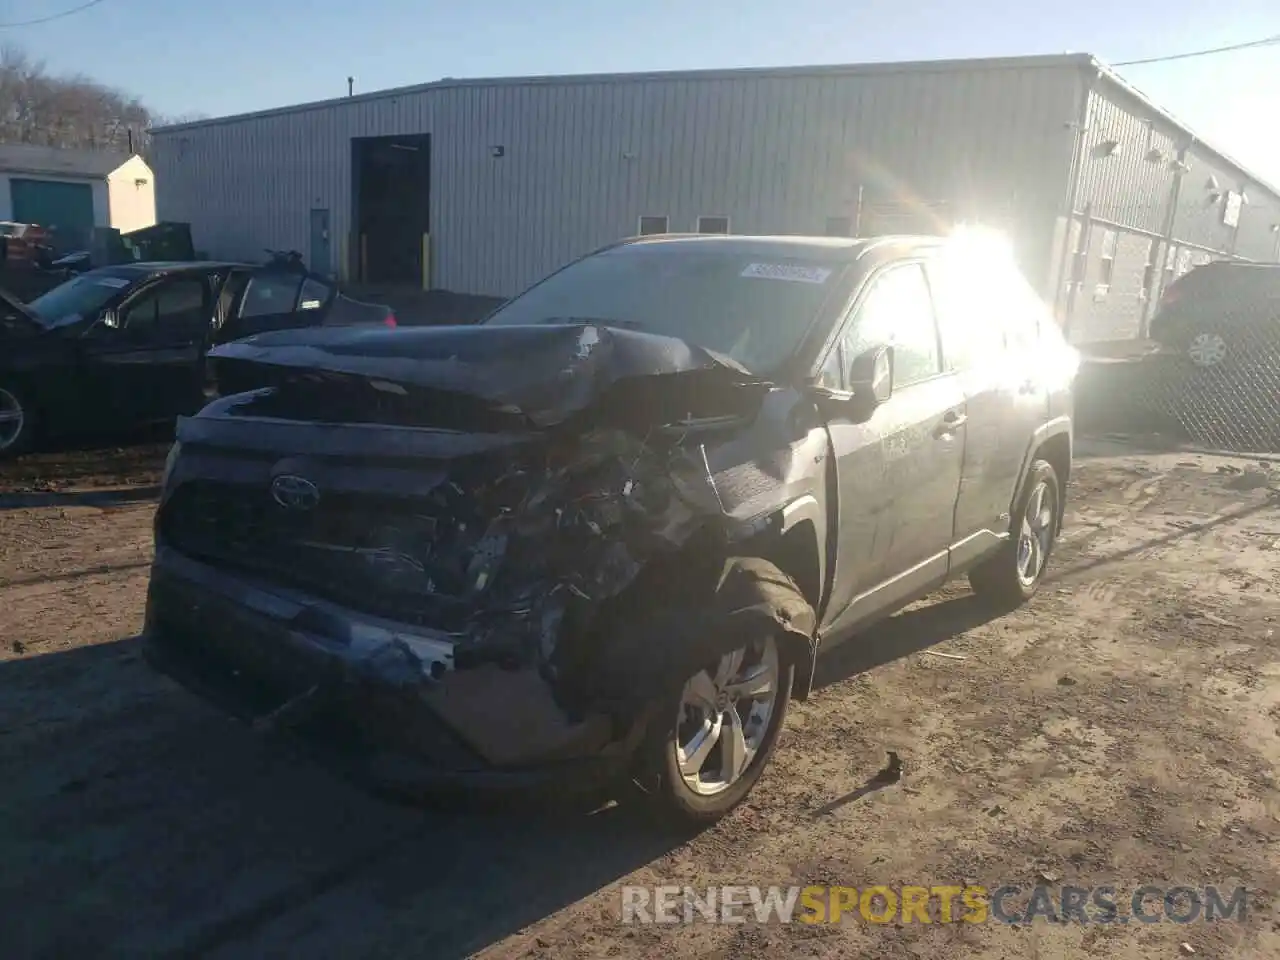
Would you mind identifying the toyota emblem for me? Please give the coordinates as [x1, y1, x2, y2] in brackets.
[271, 474, 320, 511]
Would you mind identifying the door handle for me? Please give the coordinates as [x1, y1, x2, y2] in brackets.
[933, 411, 967, 437]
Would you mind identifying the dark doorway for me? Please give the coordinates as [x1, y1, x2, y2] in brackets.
[351, 134, 430, 285]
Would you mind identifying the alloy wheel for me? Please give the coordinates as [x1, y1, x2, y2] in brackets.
[1188, 333, 1227, 368]
[1016, 479, 1057, 587]
[674, 635, 781, 796]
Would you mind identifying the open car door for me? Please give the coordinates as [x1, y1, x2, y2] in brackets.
[216, 268, 340, 344]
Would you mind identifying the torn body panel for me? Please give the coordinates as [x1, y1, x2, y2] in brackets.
[152, 323, 823, 771]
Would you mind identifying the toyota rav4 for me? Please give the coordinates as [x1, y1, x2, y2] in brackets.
[142, 232, 1078, 822]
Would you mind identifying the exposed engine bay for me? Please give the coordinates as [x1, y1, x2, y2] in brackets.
[157, 323, 813, 767]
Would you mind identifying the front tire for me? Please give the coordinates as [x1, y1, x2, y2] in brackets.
[969, 459, 1061, 608]
[639, 633, 795, 825]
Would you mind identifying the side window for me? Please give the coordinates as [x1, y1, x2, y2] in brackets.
[1001, 279, 1046, 353]
[239, 274, 303, 319]
[296, 277, 331, 311]
[929, 254, 1046, 370]
[120, 277, 206, 338]
[834, 263, 941, 389]
[928, 257, 999, 371]
[818, 338, 846, 388]
[993, 258, 1050, 354]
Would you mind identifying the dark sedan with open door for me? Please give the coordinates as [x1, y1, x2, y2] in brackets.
[0, 261, 396, 457]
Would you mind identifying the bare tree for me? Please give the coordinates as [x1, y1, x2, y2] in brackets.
[0, 44, 161, 153]
[153, 112, 210, 127]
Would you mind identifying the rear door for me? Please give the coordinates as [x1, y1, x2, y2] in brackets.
[819, 260, 968, 640]
[927, 251, 1052, 566]
[218, 269, 307, 342]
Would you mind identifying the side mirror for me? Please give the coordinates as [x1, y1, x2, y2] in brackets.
[848, 344, 893, 405]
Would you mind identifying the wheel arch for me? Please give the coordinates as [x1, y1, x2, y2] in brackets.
[1015, 420, 1072, 532]
[735, 500, 825, 701]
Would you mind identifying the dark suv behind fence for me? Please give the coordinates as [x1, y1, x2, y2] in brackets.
[1144, 261, 1280, 452]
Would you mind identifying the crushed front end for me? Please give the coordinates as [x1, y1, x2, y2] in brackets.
[142, 323, 790, 796]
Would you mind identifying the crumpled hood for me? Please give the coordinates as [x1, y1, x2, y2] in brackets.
[209, 322, 764, 428]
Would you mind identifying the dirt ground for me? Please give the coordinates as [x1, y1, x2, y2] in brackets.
[1, 439, 1279, 959]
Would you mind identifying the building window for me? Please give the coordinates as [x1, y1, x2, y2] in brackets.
[1223, 191, 1243, 227]
[637, 215, 668, 236]
[825, 216, 853, 237]
[697, 215, 730, 235]
[1098, 229, 1118, 289]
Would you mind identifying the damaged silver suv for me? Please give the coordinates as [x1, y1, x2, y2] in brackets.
[143, 233, 1077, 823]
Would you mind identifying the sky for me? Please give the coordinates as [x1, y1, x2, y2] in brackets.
[3, 0, 1279, 184]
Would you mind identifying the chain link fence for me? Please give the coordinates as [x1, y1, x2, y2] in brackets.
[1079, 300, 1280, 455]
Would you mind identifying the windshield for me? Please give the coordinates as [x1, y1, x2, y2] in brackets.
[484, 245, 848, 373]
[27, 274, 132, 328]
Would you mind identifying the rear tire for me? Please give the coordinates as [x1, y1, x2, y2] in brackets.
[969, 459, 1060, 608]
[0, 382, 36, 458]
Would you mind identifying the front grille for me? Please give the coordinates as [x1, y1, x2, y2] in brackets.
[159, 481, 479, 629]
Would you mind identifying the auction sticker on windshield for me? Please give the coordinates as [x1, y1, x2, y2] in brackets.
[740, 263, 833, 284]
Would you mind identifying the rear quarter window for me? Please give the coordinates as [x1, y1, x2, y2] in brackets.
[296, 277, 331, 311]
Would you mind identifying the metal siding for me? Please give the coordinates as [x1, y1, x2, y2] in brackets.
[1069, 80, 1280, 262]
[1235, 191, 1280, 262]
[1054, 78, 1280, 341]
[1172, 145, 1246, 253]
[1068, 227, 1153, 343]
[153, 63, 1081, 297]
[1074, 88, 1178, 234]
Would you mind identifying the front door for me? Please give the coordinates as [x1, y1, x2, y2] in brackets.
[79, 273, 210, 422]
[818, 261, 967, 641]
[310, 209, 332, 277]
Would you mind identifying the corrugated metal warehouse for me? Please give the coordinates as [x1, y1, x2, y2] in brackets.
[150, 53, 1280, 344]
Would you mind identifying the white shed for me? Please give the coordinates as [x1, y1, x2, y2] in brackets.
[0, 145, 157, 245]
